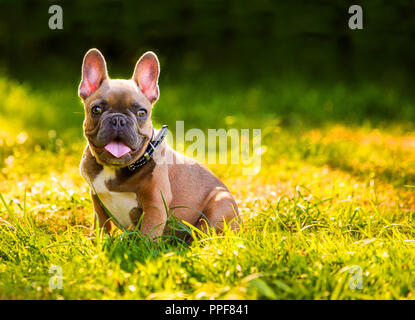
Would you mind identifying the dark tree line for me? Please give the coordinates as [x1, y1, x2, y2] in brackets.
[0, 0, 414, 81]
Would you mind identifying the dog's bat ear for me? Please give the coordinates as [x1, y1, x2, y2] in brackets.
[133, 51, 160, 104]
[79, 49, 108, 100]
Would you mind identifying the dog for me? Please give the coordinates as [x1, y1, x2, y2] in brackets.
[79, 48, 239, 239]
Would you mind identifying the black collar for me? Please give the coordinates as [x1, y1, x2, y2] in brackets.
[127, 125, 168, 172]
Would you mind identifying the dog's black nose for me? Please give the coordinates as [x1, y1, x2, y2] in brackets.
[110, 115, 127, 129]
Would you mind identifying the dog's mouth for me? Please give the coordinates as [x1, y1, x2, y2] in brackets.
[104, 141, 132, 158]
[88, 136, 148, 166]
[90, 140, 138, 156]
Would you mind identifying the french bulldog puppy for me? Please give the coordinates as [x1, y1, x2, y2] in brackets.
[79, 49, 239, 239]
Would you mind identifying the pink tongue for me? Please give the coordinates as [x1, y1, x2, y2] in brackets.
[104, 141, 131, 158]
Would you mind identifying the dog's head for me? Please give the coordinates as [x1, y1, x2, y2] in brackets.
[79, 49, 160, 167]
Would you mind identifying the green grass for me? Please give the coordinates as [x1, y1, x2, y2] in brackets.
[0, 74, 415, 299]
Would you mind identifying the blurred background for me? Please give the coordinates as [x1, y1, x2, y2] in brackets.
[0, 0, 414, 143]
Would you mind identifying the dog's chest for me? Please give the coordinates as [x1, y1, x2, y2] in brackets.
[91, 167, 140, 229]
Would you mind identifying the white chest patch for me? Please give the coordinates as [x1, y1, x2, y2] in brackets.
[91, 167, 139, 229]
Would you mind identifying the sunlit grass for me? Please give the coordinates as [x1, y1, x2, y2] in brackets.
[0, 75, 414, 299]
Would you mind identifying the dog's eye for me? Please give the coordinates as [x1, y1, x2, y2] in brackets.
[91, 106, 103, 115]
[137, 109, 147, 119]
